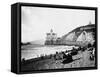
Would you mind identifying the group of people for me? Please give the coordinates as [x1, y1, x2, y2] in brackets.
[54, 44, 95, 64]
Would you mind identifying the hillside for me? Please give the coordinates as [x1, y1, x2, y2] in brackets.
[61, 24, 95, 46]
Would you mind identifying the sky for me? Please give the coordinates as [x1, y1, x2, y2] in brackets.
[21, 6, 95, 43]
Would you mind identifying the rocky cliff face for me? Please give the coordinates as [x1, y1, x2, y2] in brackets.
[61, 24, 95, 46]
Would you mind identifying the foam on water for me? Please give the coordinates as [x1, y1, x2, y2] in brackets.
[21, 45, 75, 60]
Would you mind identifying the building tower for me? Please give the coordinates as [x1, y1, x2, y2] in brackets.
[89, 21, 92, 25]
[45, 29, 57, 45]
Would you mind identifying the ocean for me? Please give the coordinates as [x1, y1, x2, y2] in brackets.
[21, 45, 76, 60]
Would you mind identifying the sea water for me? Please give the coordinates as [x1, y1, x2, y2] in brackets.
[21, 45, 76, 60]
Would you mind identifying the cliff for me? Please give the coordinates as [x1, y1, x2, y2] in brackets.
[61, 24, 95, 46]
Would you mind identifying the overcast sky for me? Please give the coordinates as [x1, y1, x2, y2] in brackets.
[21, 6, 95, 43]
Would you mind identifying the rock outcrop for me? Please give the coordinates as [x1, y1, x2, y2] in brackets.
[61, 24, 95, 46]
